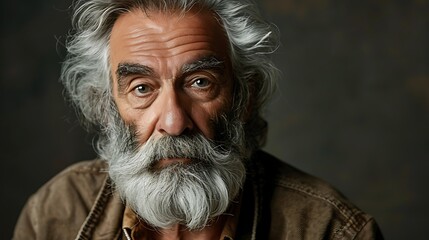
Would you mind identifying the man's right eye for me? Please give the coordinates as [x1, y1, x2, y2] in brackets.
[133, 84, 151, 97]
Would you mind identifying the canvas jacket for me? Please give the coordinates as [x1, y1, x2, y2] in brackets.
[13, 151, 383, 239]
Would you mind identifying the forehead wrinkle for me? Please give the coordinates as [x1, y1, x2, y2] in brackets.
[128, 45, 217, 59]
[127, 33, 212, 46]
[123, 30, 215, 50]
[125, 25, 215, 38]
[123, 29, 217, 59]
[130, 40, 213, 54]
[127, 37, 212, 53]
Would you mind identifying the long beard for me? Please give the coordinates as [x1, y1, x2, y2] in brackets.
[98, 114, 247, 230]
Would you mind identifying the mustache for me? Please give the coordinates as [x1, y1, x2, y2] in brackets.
[146, 135, 221, 168]
[109, 110, 242, 153]
[120, 132, 232, 173]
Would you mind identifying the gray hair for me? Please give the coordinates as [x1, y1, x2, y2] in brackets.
[61, 0, 280, 150]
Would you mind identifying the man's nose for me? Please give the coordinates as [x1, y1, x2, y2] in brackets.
[156, 89, 193, 136]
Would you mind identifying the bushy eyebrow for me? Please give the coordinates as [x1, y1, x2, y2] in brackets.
[116, 63, 156, 93]
[181, 56, 225, 75]
[115, 56, 225, 94]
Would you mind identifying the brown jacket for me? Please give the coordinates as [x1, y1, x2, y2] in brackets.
[13, 151, 383, 239]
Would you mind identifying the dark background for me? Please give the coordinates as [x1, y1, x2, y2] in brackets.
[1, 0, 428, 239]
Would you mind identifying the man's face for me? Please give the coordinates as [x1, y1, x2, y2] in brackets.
[105, 9, 246, 230]
[109, 9, 233, 167]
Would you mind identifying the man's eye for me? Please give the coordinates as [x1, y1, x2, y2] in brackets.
[133, 84, 151, 96]
[191, 78, 211, 88]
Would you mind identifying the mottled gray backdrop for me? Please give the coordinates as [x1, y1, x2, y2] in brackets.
[1, 0, 428, 239]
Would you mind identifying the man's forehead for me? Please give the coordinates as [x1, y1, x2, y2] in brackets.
[110, 8, 226, 44]
[108, 7, 231, 77]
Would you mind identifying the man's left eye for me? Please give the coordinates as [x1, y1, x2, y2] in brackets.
[191, 78, 211, 88]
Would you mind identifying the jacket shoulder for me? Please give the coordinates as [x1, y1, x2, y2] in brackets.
[13, 160, 109, 239]
[253, 151, 383, 239]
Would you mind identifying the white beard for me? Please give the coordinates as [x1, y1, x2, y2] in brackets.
[101, 127, 246, 230]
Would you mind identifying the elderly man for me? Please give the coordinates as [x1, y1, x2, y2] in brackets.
[14, 0, 383, 239]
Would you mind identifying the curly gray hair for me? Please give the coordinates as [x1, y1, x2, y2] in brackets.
[61, 0, 280, 150]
